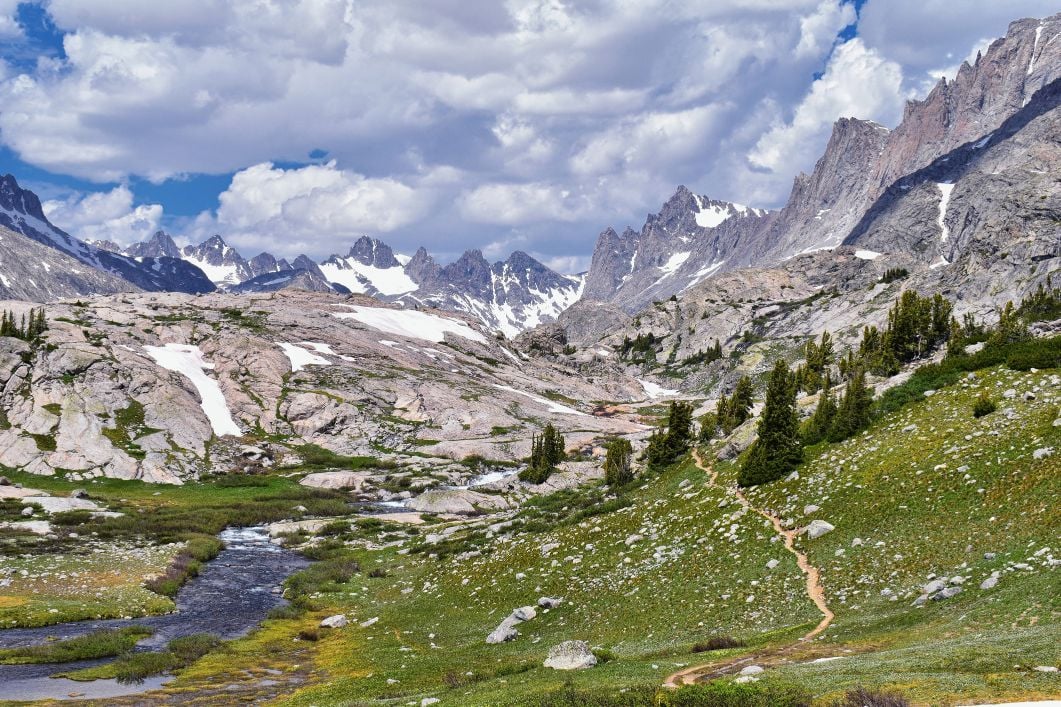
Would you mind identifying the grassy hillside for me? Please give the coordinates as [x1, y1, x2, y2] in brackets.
[136, 363, 1060, 706]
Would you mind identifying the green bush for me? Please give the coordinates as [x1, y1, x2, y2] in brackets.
[662, 680, 811, 707]
[0, 626, 152, 664]
[972, 393, 996, 418]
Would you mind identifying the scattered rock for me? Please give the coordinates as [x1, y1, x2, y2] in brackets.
[320, 614, 348, 629]
[69, 488, 89, 499]
[766, 559, 780, 570]
[805, 519, 835, 539]
[803, 504, 820, 516]
[1033, 666, 1058, 673]
[932, 586, 962, 600]
[980, 575, 1000, 590]
[538, 596, 563, 609]
[422, 699, 441, 706]
[624, 533, 644, 546]
[1002, 389, 1016, 399]
[20, 506, 33, 517]
[739, 665, 765, 676]
[1032, 447, 1054, 460]
[486, 606, 537, 644]
[543, 640, 597, 670]
[360, 617, 379, 628]
[923, 579, 947, 595]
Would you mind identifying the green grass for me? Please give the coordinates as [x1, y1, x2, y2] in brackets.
[62, 633, 223, 684]
[0, 626, 152, 664]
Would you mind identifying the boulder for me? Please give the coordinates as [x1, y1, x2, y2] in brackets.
[70, 488, 89, 499]
[486, 606, 537, 644]
[803, 504, 820, 516]
[300, 471, 372, 491]
[408, 488, 511, 515]
[320, 614, 348, 628]
[538, 596, 563, 609]
[805, 519, 835, 539]
[543, 640, 597, 670]
[980, 574, 1000, 590]
[923, 579, 947, 595]
[739, 665, 765, 676]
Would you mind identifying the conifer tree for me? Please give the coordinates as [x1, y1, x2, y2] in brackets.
[604, 438, 634, 486]
[520, 423, 566, 484]
[738, 359, 802, 487]
[802, 373, 837, 446]
[827, 368, 873, 443]
[644, 400, 695, 470]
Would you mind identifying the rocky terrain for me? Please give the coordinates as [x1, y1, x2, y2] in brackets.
[0, 291, 647, 486]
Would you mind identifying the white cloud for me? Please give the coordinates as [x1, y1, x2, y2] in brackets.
[749, 39, 906, 173]
[42, 186, 163, 245]
[0, 0, 20, 37]
[2, 1, 1052, 263]
[795, 0, 856, 59]
[195, 161, 431, 256]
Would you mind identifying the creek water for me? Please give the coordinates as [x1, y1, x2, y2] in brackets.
[0, 526, 308, 701]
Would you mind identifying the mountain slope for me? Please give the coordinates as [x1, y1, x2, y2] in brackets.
[0, 175, 215, 295]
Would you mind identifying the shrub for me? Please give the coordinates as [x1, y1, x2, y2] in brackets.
[972, 393, 996, 418]
[662, 680, 811, 707]
[691, 636, 746, 653]
[0, 626, 152, 664]
[297, 628, 320, 641]
[593, 648, 617, 663]
[828, 687, 910, 707]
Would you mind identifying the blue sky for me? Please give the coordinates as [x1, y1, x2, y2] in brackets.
[0, 0, 1054, 269]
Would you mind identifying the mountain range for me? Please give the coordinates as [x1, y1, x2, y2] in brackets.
[0, 14, 1058, 341]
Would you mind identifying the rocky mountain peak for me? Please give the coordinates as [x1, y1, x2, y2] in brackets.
[345, 236, 400, 268]
[404, 246, 440, 285]
[0, 173, 48, 223]
[125, 230, 182, 259]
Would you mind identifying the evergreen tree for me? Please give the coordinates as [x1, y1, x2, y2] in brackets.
[716, 376, 754, 435]
[644, 400, 695, 470]
[604, 438, 634, 486]
[698, 412, 718, 442]
[520, 423, 566, 484]
[802, 374, 837, 446]
[738, 359, 802, 487]
[827, 368, 873, 443]
[989, 301, 1030, 346]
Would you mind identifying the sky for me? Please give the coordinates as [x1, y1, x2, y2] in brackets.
[0, 0, 1056, 272]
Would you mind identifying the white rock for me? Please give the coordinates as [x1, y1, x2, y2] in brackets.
[320, 614, 348, 628]
[805, 519, 835, 539]
[1032, 447, 1054, 460]
[803, 504, 820, 516]
[766, 559, 780, 570]
[543, 640, 597, 670]
[739, 665, 764, 676]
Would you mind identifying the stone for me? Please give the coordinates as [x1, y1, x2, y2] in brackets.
[360, 617, 379, 627]
[803, 504, 820, 516]
[984, 552, 996, 560]
[1002, 389, 1016, 399]
[1032, 447, 1054, 460]
[624, 533, 644, 546]
[0, 476, 9, 485]
[980, 575, 999, 590]
[912, 594, 929, 607]
[739, 665, 765, 676]
[422, 699, 441, 706]
[70, 488, 89, 499]
[734, 675, 760, 684]
[543, 640, 597, 670]
[949, 576, 966, 585]
[932, 586, 962, 600]
[320, 614, 348, 628]
[20, 506, 33, 517]
[766, 559, 780, 570]
[805, 519, 835, 539]
[512, 606, 537, 621]
[1033, 666, 1058, 672]
[538, 596, 563, 609]
[1023, 391, 1036, 401]
[299, 471, 372, 491]
[923, 579, 947, 595]
[901, 424, 917, 433]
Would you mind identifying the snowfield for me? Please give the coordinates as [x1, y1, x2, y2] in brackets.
[493, 384, 589, 417]
[854, 249, 881, 260]
[143, 344, 241, 436]
[639, 379, 679, 398]
[334, 305, 488, 344]
[277, 342, 332, 372]
[320, 258, 418, 296]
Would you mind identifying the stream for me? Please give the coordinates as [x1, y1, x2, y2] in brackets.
[0, 526, 308, 702]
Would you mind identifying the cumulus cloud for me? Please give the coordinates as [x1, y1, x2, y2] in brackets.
[749, 39, 906, 173]
[42, 186, 163, 245]
[1, 0, 1052, 262]
[192, 161, 431, 256]
[0, 0, 20, 37]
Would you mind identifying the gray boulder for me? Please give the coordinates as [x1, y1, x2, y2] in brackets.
[805, 519, 835, 539]
[543, 640, 597, 670]
[320, 614, 348, 628]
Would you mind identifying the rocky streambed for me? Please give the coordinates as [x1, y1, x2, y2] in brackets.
[0, 526, 308, 702]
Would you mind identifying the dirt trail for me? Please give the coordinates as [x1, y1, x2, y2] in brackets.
[663, 449, 834, 688]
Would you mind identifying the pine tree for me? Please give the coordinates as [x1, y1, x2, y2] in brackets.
[520, 423, 566, 484]
[644, 400, 695, 470]
[738, 359, 802, 487]
[827, 368, 873, 443]
[802, 374, 837, 446]
[604, 438, 634, 486]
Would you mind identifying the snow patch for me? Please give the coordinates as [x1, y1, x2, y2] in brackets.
[320, 258, 418, 296]
[936, 183, 955, 242]
[658, 251, 690, 275]
[929, 256, 950, 270]
[639, 379, 679, 398]
[694, 203, 732, 229]
[277, 343, 332, 372]
[181, 255, 240, 285]
[335, 305, 488, 345]
[493, 384, 589, 417]
[854, 250, 881, 260]
[143, 344, 241, 436]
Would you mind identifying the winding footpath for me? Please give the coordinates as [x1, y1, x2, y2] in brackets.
[663, 449, 834, 688]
